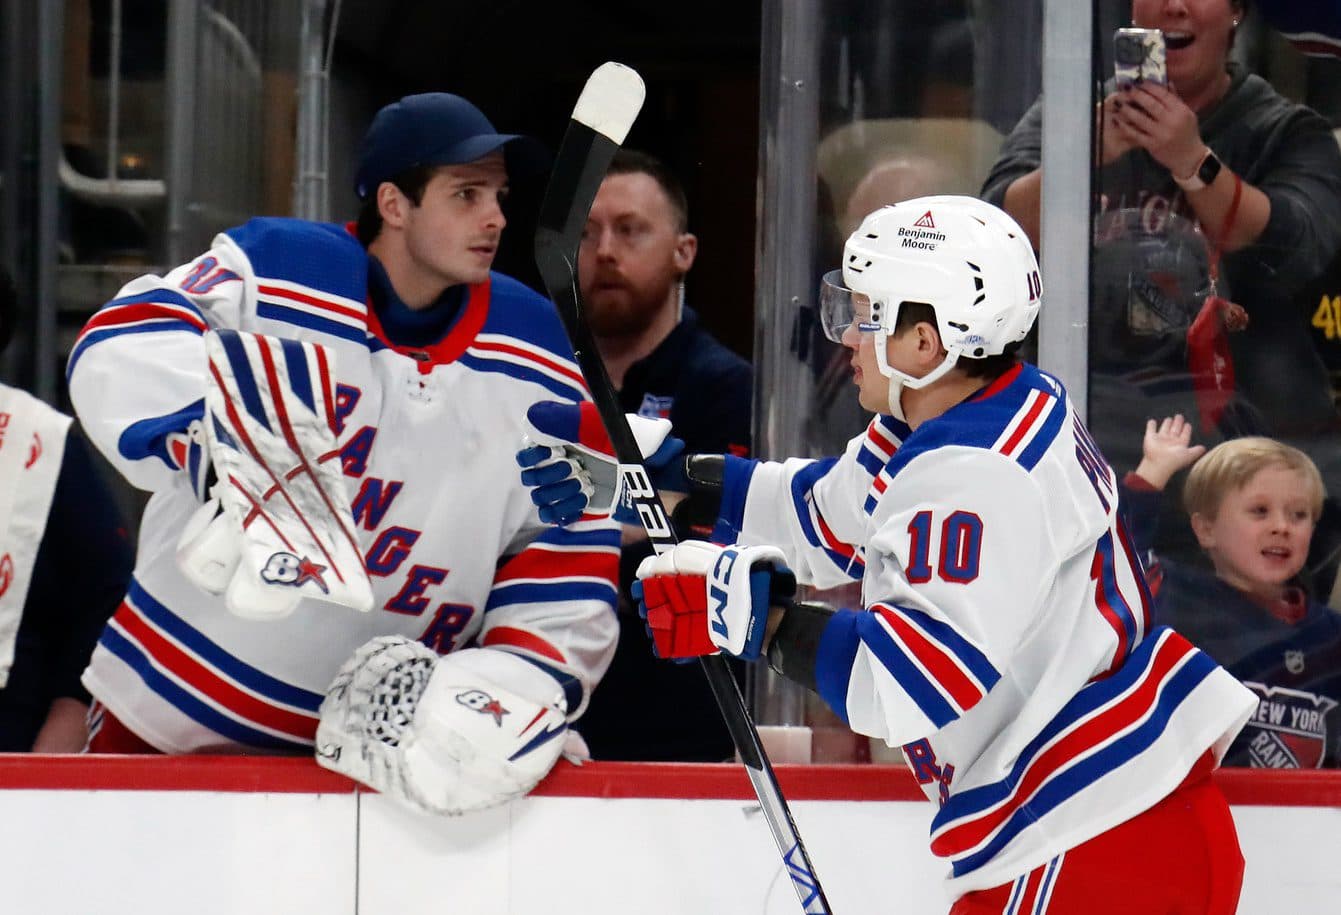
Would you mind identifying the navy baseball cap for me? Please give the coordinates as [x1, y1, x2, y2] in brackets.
[354, 93, 549, 199]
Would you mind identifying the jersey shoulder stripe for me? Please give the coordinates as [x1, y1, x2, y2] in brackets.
[67, 290, 210, 379]
[258, 278, 366, 324]
[256, 301, 368, 343]
[883, 364, 1068, 483]
[256, 278, 369, 344]
[462, 332, 588, 402]
[858, 419, 908, 517]
[858, 415, 904, 476]
[225, 219, 371, 344]
[477, 272, 584, 365]
[991, 386, 1063, 470]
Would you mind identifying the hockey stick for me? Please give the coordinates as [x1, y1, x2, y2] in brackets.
[534, 62, 833, 915]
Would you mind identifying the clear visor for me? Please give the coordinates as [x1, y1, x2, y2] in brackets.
[819, 270, 879, 343]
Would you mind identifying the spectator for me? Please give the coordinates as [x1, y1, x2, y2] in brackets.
[573, 149, 752, 762]
[982, 0, 1341, 575]
[65, 93, 619, 817]
[0, 267, 133, 751]
[1122, 415, 1341, 767]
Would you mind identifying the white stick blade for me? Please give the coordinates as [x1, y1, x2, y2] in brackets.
[572, 62, 646, 145]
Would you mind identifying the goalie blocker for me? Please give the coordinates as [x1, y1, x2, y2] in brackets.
[176, 329, 373, 620]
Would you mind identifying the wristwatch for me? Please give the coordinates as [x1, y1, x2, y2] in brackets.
[1173, 148, 1223, 191]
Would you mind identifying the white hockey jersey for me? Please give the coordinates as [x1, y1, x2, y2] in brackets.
[67, 218, 619, 754]
[716, 363, 1256, 897]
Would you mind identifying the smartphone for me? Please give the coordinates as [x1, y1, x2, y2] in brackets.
[1114, 28, 1167, 88]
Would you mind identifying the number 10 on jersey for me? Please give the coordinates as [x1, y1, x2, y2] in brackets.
[905, 510, 984, 584]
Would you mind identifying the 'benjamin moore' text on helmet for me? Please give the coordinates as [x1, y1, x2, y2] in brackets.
[818, 194, 1041, 418]
[826, 195, 1040, 353]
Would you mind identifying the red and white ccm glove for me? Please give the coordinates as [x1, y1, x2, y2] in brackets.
[633, 541, 795, 661]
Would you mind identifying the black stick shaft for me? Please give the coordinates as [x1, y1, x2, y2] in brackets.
[535, 104, 833, 914]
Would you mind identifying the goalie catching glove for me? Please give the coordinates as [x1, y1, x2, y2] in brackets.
[315, 637, 571, 816]
[633, 541, 796, 661]
[516, 400, 685, 525]
[175, 329, 373, 620]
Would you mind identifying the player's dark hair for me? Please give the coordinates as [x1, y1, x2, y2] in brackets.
[892, 301, 1021, 380]
[607, 149, 690, 232]
[355, 164, 442, 247]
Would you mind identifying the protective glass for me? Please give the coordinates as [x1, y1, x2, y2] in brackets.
[818, 270, 879, 343]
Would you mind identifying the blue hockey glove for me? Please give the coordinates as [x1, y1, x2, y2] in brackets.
[516, 400, 685, 525]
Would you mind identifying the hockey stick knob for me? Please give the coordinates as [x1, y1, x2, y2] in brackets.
[572, 62, 646, 145]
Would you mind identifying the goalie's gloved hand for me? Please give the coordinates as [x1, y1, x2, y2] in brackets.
[632, 541, 796, 662]
[316, 638, 572, 817]
[516, 400, 685, 526]
[174, 330, 373, 620]
[170, 414, 242, 593]
[164, 415, 216, 503]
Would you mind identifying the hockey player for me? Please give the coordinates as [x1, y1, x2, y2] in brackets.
[519, 196, 1257, 911]
[67, 92, 619, 816]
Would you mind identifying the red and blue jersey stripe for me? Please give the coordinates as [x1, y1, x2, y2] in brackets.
[99, 578, 322, 750]
[927, 628, 1217, 878]
[67, 289, 209, 380]
[485, 525, 620, 620]
[861, 416, 907, 515]
[880, 365, 1069, 489]
[255, 278, 369, 344]
[460, 333, 589, 404]
[789, 459, 865, 579]
[815, 603, 1000, 729]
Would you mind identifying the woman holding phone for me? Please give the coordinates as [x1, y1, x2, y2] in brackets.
[980, 0, 1341, 582]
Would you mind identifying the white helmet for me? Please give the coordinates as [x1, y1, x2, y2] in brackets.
[820, 195, 1041, 416]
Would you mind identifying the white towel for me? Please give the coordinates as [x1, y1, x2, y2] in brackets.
[0, 385, 71, 687]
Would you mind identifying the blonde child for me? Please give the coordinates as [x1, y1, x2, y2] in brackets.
[1124, 416, 1341, 768]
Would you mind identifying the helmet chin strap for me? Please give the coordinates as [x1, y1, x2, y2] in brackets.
[874, 332, 960, 423]
[886, 374, 908, 423]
